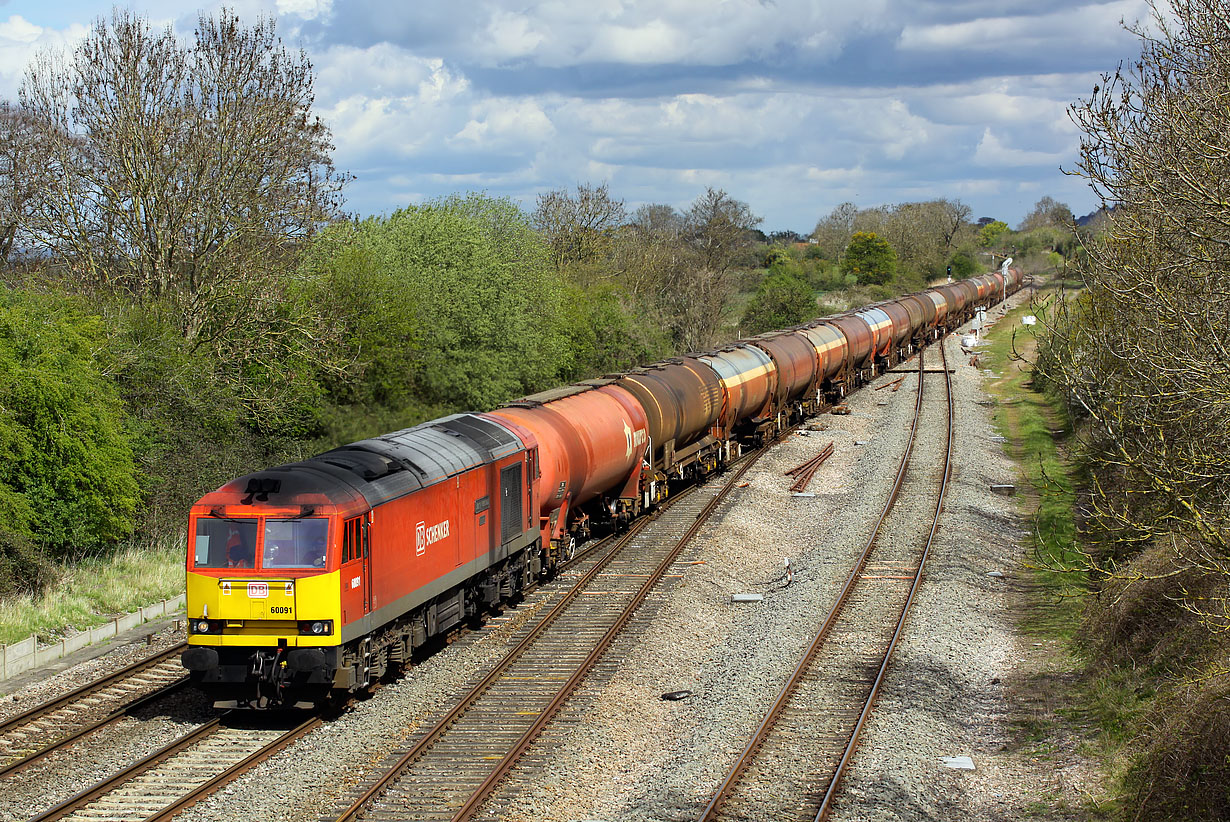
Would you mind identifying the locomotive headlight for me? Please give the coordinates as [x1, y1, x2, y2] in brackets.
[193, 619, 212, 633]
[298, 620, 333, 636]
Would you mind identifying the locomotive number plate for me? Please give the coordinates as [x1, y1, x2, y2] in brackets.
[247, 582, 269, 599]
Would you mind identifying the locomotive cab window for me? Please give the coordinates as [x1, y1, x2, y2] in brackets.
[262, 518, 329, 569]
[194, 517, 258, 569]
[343, 517, 366, 563]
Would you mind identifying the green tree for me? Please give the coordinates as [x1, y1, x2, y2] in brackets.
[0, 290, 138, 582]
[978, 220, 1010, 247]
[741, 269, 816, 335]
[947, 249, 978, 278]
[299, 194, 569, 419]
[840, 231, 897, 285]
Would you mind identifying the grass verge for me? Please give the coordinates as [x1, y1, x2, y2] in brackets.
[978, 278, 1121, 818]
[0, 533, 185, 646]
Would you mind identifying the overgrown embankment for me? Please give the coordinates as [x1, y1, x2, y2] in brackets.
[984, 273, 1230, 821]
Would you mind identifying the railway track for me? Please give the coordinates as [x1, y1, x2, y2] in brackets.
[328, 448, 767, 822]
[699, 340, 955, 822]
[29, 712, 321, 822]
[0, 643, 188, 778]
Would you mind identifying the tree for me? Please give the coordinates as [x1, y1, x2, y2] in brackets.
[978, 220, 1010, 247]
[811, 201, 858, 259]
[741, 269, 816, 335]
[684, 187, 762, 272]
[299, 194, 569, 416]
[18, 9, 346, 340]
[947, 249, 978, 278]
[0, 290, 139, 570]
[1019, 196, 1074, 231]
[1037, 4, 1230, 813]
[840, 231, 897, 285]
[0, 102, 44, 269]
[532, 182, 627, 273]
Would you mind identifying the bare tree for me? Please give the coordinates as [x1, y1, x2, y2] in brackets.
[811, 201, 858, 258]
[0, 102, 45, 269]
[1042, 0, 1230, 635]
[532, 182, 627, 273]
[684, 187, 761, 272]
[1019, 196, 1074, 231]
[18, 8, 346, 341]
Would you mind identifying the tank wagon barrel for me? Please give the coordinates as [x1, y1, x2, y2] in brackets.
[180, 268, 1023, 708]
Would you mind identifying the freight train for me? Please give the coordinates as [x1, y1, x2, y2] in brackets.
[181, 267, 1024, 707]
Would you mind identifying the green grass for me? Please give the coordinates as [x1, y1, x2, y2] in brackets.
[980, 290, 1088, 640]
[0, 534, 185, 646]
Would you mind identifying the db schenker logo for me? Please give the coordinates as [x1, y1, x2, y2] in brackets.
[415, 519, 450, 556]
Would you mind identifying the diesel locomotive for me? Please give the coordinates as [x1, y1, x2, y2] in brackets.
[182, 267, 1023, 707]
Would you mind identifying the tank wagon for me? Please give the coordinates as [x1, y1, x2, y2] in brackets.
[182, 269, 1023, 707]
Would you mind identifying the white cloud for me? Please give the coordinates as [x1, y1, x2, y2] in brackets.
[465, 0, 892, 67]
[452, 98, 555, 147]
[275, 0, 331, 21]
[314, 44, 467, 103]
[898, 0, 1148, 52]
[973, 128, 1070, 167]
[0, 14, 40, 43]
[481, 10, 543, 61]
[0, 15, 88, 98]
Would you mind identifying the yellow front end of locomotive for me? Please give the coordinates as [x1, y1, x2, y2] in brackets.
[186, 570, 342, 647]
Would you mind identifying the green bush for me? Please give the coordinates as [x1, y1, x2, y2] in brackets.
[840, 231, 897, 286]
[299, 193, 572, 415]
[741, 269, 816, 334]
[0, 289, 139, 577]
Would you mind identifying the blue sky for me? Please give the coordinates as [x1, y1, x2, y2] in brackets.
[0, 0, 1149, 232]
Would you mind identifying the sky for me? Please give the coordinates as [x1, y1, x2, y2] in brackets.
[0, 0, 1152, 233]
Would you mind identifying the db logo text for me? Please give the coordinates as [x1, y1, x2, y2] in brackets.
[415, 520, 451, 556]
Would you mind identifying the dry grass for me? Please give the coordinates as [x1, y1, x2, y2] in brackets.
[0, 534, 184, 646]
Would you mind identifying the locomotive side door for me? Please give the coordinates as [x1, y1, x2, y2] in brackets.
[340, 516, 371, 622]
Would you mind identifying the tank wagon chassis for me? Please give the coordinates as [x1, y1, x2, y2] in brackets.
[181, 269, 1024, 708]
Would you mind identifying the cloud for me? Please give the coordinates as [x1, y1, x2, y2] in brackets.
[898, 0, 1148, 53]
[452, 98, 555, 148]
[275, 0, 332, 21]
[0, 15, 89, 98]
[973, 128, 1070, 167]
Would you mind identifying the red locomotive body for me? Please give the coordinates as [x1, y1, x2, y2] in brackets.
[183, 413, 540, 707]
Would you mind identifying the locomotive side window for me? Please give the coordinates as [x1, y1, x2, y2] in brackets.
[195, 518, 257, 569]
[342, 517, 364, 563]
[262, 518, 328, 568]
